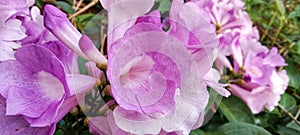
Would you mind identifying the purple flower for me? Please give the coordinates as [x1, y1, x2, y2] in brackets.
[99, 0, 226, 134]
[230, 70, 289, 114]
[44, 5, 107, 66]
[191, 0, 289, 114]
[191, 0, 259, 67]
[0, 0, 36, 61]
[0, 45, 96, 132]
[229, 42, 289, 113]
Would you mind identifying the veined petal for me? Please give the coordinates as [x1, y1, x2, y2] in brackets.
[14, 45, 70, 96]
[113, 107, 161, 134]
[0, 95, 56, 135]
[44, 4, 89, 60]
[66, 74, 96, 96]
[79, 35, 107, 66]
[101, 0, 155, 48]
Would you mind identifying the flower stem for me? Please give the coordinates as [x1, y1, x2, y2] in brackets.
[278, 104, 300, 126]
[68, 0, 99, 19]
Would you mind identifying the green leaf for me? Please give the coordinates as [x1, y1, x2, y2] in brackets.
[54, 129, 64, 135]
[66, 0, 74, 4]
[35, 0, 43, 8]
[219, 96, 255, 123]
[275, 0, 286, 16]
[205, 88, 222, 113]
[289, 10, 300, 18]
[279, 94, 296, 110]
[296, 41, 300, 54]
[190, 129, 220, 135]
[278, 127, 300, 135]
[245, 0, 265, 5]
[217, 122, 271, 135]
[78, 57, 88, 74]
[287, 121, 300, 132]
[190, 129, 205, 135]
[54, 1, 76, 14]
[284, 60, 300, 89]
[158, 0, 172, 14]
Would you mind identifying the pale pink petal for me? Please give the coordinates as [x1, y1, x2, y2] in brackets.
[0, 40, 20, 61]
[79, 35, 107, 66]
[204, 69, 230, 97]
[229, 84, 280, 114]
[66, 74, 96, 96]
[102, 0, 155, 47]
[89, 116, 111, 135]
[85, 61, 105, 80]
[270, 70, 289, 94]
[113, 107, 161, 134]
[0, 19, 26, 41]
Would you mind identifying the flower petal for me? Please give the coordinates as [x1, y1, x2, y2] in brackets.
[44, 4, 89, 60]
[101, 0, 155, 47]
[0, 95, 55, 135]
[113, 107, 161, 134]
[66, 74, 96, 96]
[79, 35, 107, 65]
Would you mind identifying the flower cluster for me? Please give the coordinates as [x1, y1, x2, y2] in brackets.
[0, 0, 97, 134]
[0, 0, 290, 134]
[87, 0, 229, 134]
[191, 0, 289, 114]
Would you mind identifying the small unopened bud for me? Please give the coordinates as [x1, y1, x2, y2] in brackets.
[70, 106, 79, 116]
[84, 116, 90, 127]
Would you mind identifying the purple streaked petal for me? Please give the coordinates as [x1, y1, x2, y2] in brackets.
[113, 106, 161, 134]
[89, 116, 111, 135]
[21, 20, 45, 45]
[44, 4, 89, 60]
[24, 97, 64, 127]
[79, 35, 107, 65]
[5, 71, 65, 117]
[14, 45, 70, 96]
[179, 2, 218, 48]
[42, 40, 80, 74]
[101, 0, 155, 48]
[108, 31, 192, 113]
[136, 10, 161, 27]
[0, 95, 55, 135]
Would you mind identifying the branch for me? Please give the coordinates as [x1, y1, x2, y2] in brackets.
[68, 0, 98, 19]
[278, 104, 300, 126]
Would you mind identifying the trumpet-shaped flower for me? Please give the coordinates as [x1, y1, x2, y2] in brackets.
[190, 0, 259, 67]
[44, 5, 107, 66]
[230, 42, 289, 114]
[0, 45, 96, 133]
[98, 0, 226, 134]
